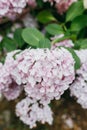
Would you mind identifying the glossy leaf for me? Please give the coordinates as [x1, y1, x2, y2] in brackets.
[46, 23, 64, 35]
[66, 1, 84, 22]
[22, 27, 44, 47]
[39, 38, 51, 48]
[14, 28, 24, 48]
[37, 10, 56, 24]
[71, 15, 87, 32]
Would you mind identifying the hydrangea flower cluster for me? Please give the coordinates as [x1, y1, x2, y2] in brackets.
[43, 0, 77, 14]
[0, 50, 22, 100]
[70, 50, 87, 109]
[11, 48, 75, 104]
[0, 0, 86, 129]
[0, 47, 75, 128]
[0, 0, 36, 19]
[16, 97, 53, 128]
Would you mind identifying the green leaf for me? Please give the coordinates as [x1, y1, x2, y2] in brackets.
[39, 38, 51, 48]
[45, 23, 64, 35]
[66, 48, 81, 70]
[66, 1, 84, 22]
[74, 39, 87, 49]
[22, 27, 44, 47]
[2, 37, 16, 52]
[80, 44, 87, 49]
[14, 28, 24, 48]
[0, 41, 3, 51]
[36, 0, 43, 7]
[37, 10, 56, 24]
[71, 15, 87, 32]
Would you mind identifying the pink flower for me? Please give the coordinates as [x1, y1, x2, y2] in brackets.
[70, 50, 87, 109]
[11, 48, 75, 104]
[51, 34, 74, 49]
[16, 97, 53, 128]
[55, 0, 77, 14]
[0, 50, 22, 100]
[43, 0, 77, 14]
[0, 48, 75, 128]
[0, 0, 36, 19]
[27, 0, 37, 8]
[3, 81, 22, 101]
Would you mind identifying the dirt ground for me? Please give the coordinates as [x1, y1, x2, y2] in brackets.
[0, 93, 87, 130]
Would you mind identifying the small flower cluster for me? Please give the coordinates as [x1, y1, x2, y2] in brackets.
[53, 39, 74, 48]
[16, 97, 53, 128]
[0, 50, 22, 100]
[70, 50, 87, 109]
[0, 47, 75, 128]
[43, 0, 77, 14]
[0, 0, 36, 19]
